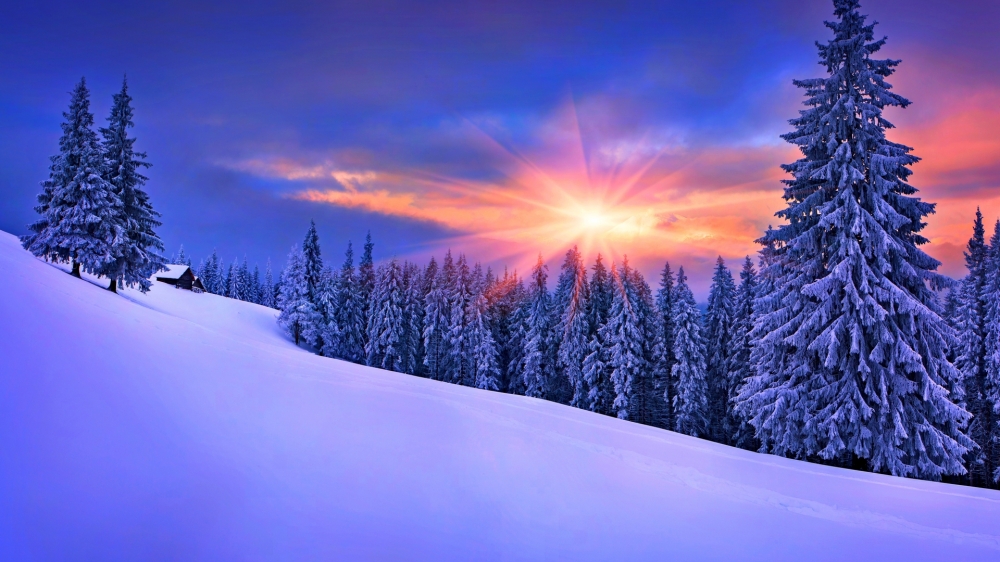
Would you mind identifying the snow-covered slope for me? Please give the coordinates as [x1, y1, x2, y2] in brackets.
[1, 230, 998, 561]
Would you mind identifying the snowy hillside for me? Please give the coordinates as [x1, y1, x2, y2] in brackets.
[1, 230, 998, 561]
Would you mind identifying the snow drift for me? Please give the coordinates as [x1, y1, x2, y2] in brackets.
[0, 230, 998, 561]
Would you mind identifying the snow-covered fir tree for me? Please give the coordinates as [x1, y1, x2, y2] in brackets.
[982, 220, 1000, 484]
[628, 264, 661, 426]
[222, 261, 235, 298]
[358, 231, 376, 347]
[729, 256, 759, 449]
[522, 255, 553, 399]
[469, 290, 501, 391]
[554, 246, 591, 407]
[172, 246, 191, 266]
[955, 209, 994, 484]
[654, 262, 677, 428]
[704, 256, 736, 442]
[301, 222, 323, 299]
[423, 252, 454, 380]
[23, 77, 121, 279]
[399, 261, 425, 375]
[366, 259, 406, 371]
[672, 266, 710, 437]
[97, 77, 164, 292]
[335, 241, 366, 363]
[584, 254, 614, 414]
[277, 245, 317, 346]
[313, 267, 342, 358]
[250, 265, 262, 304]
[446, 254, 474, 385]
[493, 271, 528, 394]
[739, 0, 970, 479]
[261, 259, 276, 308]
[602, 259, 646, 420]
[198, 251, 222, 295]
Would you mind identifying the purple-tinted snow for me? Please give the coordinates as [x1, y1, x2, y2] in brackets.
[0, 231, 998, 561]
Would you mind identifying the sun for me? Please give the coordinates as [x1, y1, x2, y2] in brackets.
[579, 208, 610, 231]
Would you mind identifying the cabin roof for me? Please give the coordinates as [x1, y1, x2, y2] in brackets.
[156, 264, 192, 280]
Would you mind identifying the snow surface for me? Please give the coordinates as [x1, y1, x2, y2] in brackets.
[1, 230, 998, 561]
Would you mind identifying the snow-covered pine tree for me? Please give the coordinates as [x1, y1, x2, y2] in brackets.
[584, 254, 614, 414]
[469, 290, 501, 391]
[704, 256, 737, 442]
[23, 77, 122, 279]
[654, 262, 677, 428]
[729, 256, 759, 450]
[740, 0, 970, 479]
[301, 221, 323, 302]
[423, 252, 454, 380]
[601, 258, 646, 420]
[172, 246, 191, 266]
[982, 220, 1000, 484]
[251, 265, 262, 304]
[554, 246, 591, 407]
[235, 258, 252, 301]
[261, 259, 276, 308]
[223, 260, 236, 298]
[313, 267, 342, 358]
[629, 264, 662, 426]
[277, 245, 317, 346]
[956, 209, 993, 484]
[358, 231, 376, 348]
[400, 261, 425, 375]
[335, 241, 366, 363]
[446, 254, 474, 385]
[366, 259, 405, 372]
[490, 271, 528, 394]
[672, 266, 710, 437]
[198, 251, 221, 294]
[522, 255, 553, 399]
[97, 76, 165, 292]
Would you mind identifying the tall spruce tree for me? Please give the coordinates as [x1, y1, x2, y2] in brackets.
[366, 260, 406, 371]
[446, 254, 474, 385]
[400, 262, 426, 375]
[554, 246, 591, 407]
[277, 245, 316, 346]
[302, 221, 323, 301]
[740, 0, 970, 479]
[704, 257, 737, 442]
[730, 257, 759, 450]
[469, 291, 501, 391]
[423, 252, 454, 380]
[584, 255, 614, 414]
[23, 78, 121, 279]
[602, 259, 647, 420]
[335, 241, 366, 363]
[672, 267, 710, 437]
[654, 262, 677, 428]
[261, 259, 276, 308]
[522, 255, 553, 399]
[98, 77, 164, 292]
[982, 220, 1000, 484]
[358, 231, 376, 348]
[956, 210, 993, 484]
[313, 267, 342, 358]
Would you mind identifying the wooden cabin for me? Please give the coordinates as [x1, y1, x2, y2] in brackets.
[155, 264, 205, 291]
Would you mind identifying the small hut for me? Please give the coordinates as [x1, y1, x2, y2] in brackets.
[155, 264, 205, 291]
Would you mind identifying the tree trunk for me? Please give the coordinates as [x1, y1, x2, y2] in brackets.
[70, 261, 81, 278]
[107, 279, 117, 293]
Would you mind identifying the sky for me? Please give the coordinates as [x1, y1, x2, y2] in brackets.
[1, 0, 998, 298]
